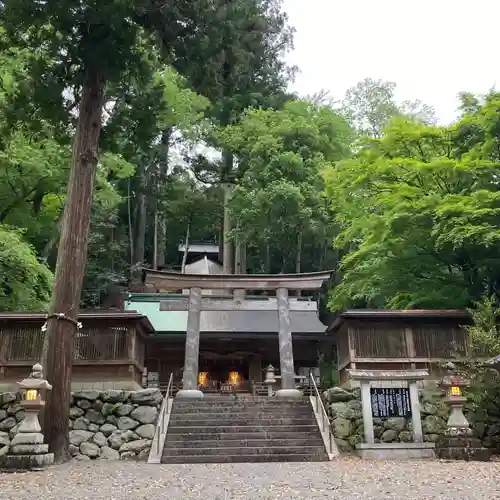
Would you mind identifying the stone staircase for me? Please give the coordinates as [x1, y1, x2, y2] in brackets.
[161, 397, 329, 463]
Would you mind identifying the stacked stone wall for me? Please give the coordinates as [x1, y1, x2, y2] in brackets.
[0, 388, 162, 461]
[324, 386, 500, 453]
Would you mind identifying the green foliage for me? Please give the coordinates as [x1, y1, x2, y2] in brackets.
[325, 99, 500, 310]
[0, 225, 53, 311]
[340, 78, 436, 139]
[0, 127, 70, 255]
[172, 0, 295, 126]
[0, 0, 300, 312]
[465, 296, 500, 357]
[220, 99, 352, 272]
[318, 354, 339, 390]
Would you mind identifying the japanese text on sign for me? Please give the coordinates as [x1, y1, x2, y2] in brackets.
[370, 388, 412, 418]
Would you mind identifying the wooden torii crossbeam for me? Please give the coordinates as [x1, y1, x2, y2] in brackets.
[142, 269, 333, 291]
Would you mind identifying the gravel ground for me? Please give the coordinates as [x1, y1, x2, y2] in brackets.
[0, 458, 499, 500]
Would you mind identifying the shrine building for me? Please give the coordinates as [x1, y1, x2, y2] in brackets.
[0, 244, 471, 393]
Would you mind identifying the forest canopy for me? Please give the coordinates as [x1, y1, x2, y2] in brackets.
[0, 0, 498, 316]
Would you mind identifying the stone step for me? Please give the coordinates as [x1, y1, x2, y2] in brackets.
[172, 403, 312, 409]
[169, 410, 314, 418]
[161, 453, 327, 464]
[169, 417, 314, 426]
[181, 395, 308, 399]
[171, 403, 311, 411]
[167, 424, 319, 434]
[165, 430, 321, 440]
[162, 445, 326, 458]
[161, 396, 327, 464]
[173, 397, 310, 403]
[164, 437, 325, 448]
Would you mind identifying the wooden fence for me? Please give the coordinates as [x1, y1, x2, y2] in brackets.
[0, 312, 153, 388]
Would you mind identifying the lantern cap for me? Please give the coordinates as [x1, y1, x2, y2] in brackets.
[440, 374, 470, 389]
[17, 364, 52, 391]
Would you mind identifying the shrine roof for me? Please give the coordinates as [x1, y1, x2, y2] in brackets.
[327, 309, 470, 332]
[142, 268, 333, 291]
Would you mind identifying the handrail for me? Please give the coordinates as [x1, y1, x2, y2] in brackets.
[309, 373, 338, 458]
[148, 373, 173, 464]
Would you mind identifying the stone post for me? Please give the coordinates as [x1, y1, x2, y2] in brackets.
[360, 381, 374, 444]
[176, 286, 203, 399]
[275, 287, 301, 398]
[408, 382, 424, 442]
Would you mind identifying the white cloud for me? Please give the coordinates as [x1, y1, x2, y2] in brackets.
[283, 0, 500, 124]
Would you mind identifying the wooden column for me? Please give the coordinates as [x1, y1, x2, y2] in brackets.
[405, 327, 416, 369]
[348, 327, 357, 369]
[0, 329, 8, 377]
[127, 327, 136, 360]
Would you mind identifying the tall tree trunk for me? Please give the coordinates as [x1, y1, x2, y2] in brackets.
[155, 129, 170, 269]
[41, 65, 104, 464]
[181, 222, 190, 273]
[222, 180, 233, 274]
[265, 240, 271, 273]
[127, 178, 134, 266]
[152, 209, 158, 269]
[240, 241, 247, 274]
[42, 213, 63, 261]
[134, 163, 146, 265]
[296, 230, 302, 297]
[156, 211, 167, 269]
[234, 221, 242, 274]
[234, 239, 242, 274]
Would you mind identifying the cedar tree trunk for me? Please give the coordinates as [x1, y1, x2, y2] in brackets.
[42, 66, 104, 463]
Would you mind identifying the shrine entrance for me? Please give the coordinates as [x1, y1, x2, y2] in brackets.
[142, 268, 332, 399]
[197, 358, 250, 393]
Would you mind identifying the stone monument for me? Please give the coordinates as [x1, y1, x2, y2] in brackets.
[0, 363, 54, 470]
[435, 363, 491, 461]
[347, 369, 435, 459]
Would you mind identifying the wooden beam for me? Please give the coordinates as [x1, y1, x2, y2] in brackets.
[349, 357, 454, 364]
[0, 359, 144, 371]
[347, 368, 429, 380]
[144, 268, 332, 291]
[159, 297, 320, 312]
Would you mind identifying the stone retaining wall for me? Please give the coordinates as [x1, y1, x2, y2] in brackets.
[0, 388, 162, 461]
[324, 386, 500, 453]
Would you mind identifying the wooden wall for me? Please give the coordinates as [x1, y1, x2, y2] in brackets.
[0, 315, 148, 391]
[334, 317, 470, 386]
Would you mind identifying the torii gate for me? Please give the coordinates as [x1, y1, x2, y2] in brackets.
[142, 269, 332, 399]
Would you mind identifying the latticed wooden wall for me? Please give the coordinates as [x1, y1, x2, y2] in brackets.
[347, 322, 469, 359]
[351, 324, 409, 358]
[4, 326, 44, 361]
[412, 325, 468, 358]
[1, 324, 132, 362]
[74, 326, 129, 360]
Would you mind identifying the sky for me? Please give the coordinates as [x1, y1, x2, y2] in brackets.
[282, 0, 500, 124]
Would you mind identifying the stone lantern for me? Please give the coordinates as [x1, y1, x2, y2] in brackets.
[263, 365, 276, 397]
[0, 363, 54, 470]
[435, 363, 491, 461]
